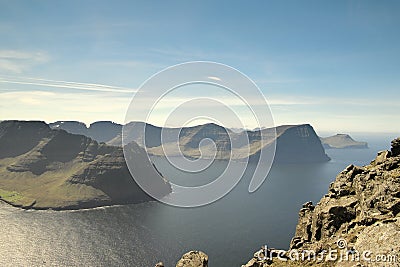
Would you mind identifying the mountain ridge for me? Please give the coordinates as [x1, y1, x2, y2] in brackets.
[51, 121, 330, 164]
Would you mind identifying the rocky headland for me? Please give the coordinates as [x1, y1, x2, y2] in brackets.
[320, 134, 368, 149]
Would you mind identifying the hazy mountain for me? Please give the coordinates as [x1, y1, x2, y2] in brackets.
[320, 133, 368, 149]
[50, 121, 123, 143]
[49, 121, 88, 136]
[0, 120, 171, 210]
[51, 121, 330, 163]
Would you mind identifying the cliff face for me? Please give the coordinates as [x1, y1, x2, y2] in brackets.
[320, 134, 368, 149]
[289, 138, 400, 264]
[0, 120, 171, 210]
[243, 137, 400, 267]
[271, 124, 330, 163]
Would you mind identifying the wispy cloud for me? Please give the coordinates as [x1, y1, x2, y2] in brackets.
[0, 50, 49, 73]
[207, 76, 222, 81]
[0, 76, 136, 93]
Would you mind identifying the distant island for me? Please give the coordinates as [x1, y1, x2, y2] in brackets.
[51, 121, 331, 164]
[320, 133, 368, 149]
[0, 120, 171, 210]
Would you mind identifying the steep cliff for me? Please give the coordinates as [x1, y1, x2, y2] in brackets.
[0, 120, 171, 210]
[270, 124, 331, 163]
[243, 137, 400, 266]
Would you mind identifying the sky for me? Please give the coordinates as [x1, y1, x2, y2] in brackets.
[0, 0, 399, 134]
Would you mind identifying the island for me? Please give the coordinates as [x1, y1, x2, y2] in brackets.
[320, 134, 368, 149]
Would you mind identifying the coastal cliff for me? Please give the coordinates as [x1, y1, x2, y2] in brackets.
[0, 120, 171, 210]
[270, 124, 330, 163]
[242, 137, 400, 266]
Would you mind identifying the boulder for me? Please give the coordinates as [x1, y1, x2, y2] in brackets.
[176, 251, 208, 267]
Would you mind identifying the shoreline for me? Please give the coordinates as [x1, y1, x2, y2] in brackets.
[0, 197, 156, 212]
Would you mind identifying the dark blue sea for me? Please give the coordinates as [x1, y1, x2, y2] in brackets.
[0, 133, 396, 266]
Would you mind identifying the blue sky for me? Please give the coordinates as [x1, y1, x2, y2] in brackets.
[0, 0, 399, 133]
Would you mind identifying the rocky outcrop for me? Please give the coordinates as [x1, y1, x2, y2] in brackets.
[320, 134, 368, 149]
[242, 137, 400, 266]
[175, 251, 208, 267]
[0, 120, 171, 210]
[154, 251, 208, 267]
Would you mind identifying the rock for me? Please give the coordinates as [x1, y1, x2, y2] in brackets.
[374, 150, 391, 165]
[391, 137, 400, 156]
[155, 262, 164, 267]
[302, 201, 314, 209]
[176, 251, 208, 267]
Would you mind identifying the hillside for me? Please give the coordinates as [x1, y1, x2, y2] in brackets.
[320, 134, 368, 149]
[0, 120, 171, 210]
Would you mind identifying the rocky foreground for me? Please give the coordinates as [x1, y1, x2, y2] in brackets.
[168, 138, 400, 267]
[243, 137, 400, 267]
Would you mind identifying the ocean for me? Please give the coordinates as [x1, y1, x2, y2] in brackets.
[0, 134, 396, 266]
